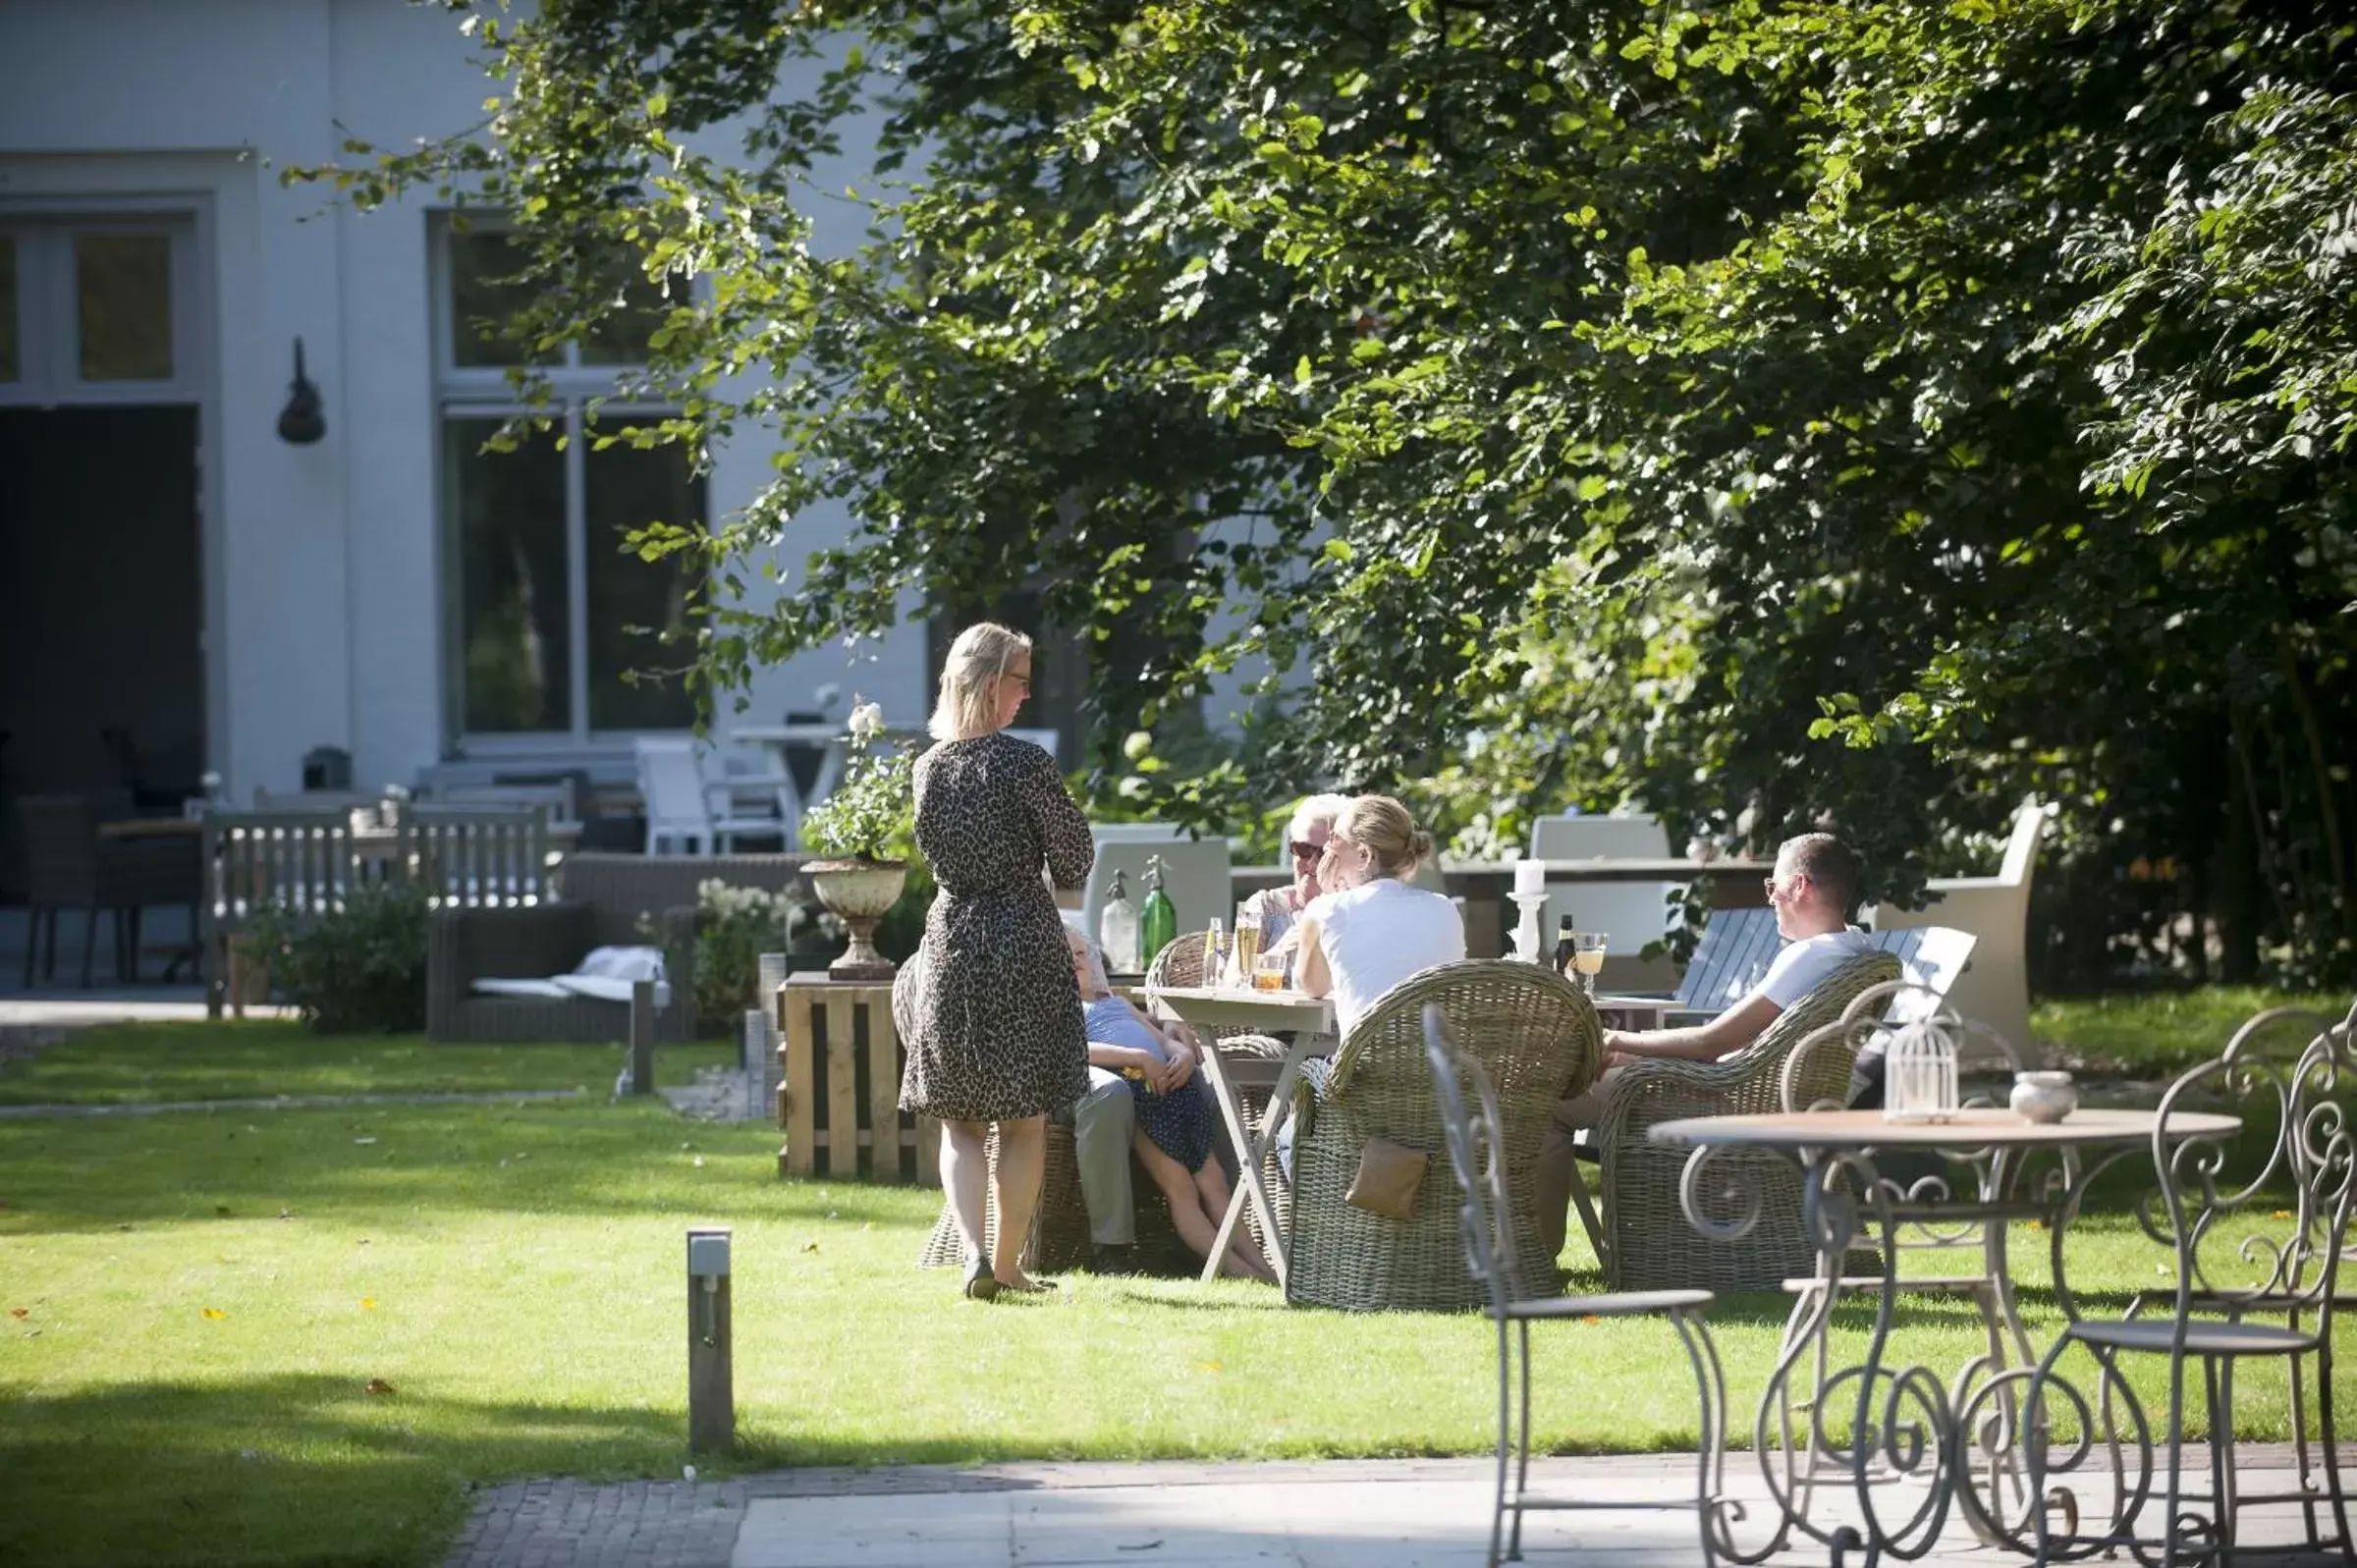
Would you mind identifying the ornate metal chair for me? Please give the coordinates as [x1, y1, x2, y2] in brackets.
[1423, 1001, 1730, 1566]
[1590, 950, 1901, 1291]
[1286, 960, 1600, 1313]
[2025, 998, 2355, 1565]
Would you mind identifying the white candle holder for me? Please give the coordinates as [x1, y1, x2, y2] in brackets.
[1508, 892, 1551, 965]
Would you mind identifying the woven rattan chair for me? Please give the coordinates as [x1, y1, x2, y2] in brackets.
[904, 949, 1189, 1275]
[1591, 950, 1901, 1292]
[1284, 960, 1600, 1313]
[1423, 1002, 1730, 1566]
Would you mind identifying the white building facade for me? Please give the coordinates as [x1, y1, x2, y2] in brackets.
[0, 0, 937, 836]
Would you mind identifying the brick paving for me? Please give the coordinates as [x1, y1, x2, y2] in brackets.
[446, 1478, 755, 1568]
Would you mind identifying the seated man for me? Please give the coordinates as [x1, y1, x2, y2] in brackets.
[1530, 831, 1877, 1262]
[1067, 935, 1149, 1273]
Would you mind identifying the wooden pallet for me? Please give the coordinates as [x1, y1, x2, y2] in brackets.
[775, 973, 939, 1184]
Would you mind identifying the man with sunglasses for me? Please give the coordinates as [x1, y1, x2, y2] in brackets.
[1238, 793, 1354, 959]
[1530, 832, 1878, 1261]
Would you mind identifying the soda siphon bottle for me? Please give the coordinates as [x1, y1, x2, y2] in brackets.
[1137, 853, 1178, 972]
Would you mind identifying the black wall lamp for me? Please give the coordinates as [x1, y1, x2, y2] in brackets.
[277, 337, 325, 445]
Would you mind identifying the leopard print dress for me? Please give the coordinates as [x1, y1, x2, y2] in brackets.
[898, 730, 1095, 1121]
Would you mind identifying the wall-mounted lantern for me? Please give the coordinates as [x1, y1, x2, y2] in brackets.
[277, 337, 325, 445]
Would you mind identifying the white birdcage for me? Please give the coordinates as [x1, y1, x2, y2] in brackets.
[1884, 1016, 1961, 1123]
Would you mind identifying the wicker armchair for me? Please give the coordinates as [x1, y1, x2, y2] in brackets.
[425, 902, 696, 1042]
[1592, 950, 1901, 1293]
[1285, 960, 1600, 1313]
[904, 947, 1189, 1275]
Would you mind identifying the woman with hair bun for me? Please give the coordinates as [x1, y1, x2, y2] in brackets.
[1293, 794, 1464, 1035]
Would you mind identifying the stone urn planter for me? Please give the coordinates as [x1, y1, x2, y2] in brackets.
[805, 859, 908, 981]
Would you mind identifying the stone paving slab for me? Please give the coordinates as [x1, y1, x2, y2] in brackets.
[447, 1447, 2348, 1568]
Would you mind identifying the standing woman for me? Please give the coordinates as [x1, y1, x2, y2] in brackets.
[900, 622, 1094, 1300]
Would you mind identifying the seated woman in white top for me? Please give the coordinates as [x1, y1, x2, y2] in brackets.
[1294, 794, 1466, 1036]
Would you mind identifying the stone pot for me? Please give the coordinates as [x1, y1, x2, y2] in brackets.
[2010, 1070, 2078, 1124]
[805, 859, 908, 981]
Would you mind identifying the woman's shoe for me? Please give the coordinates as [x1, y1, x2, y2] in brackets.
[962, 1256, 1000, 1302]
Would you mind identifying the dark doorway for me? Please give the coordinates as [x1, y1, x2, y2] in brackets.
[0, 406, 204, 897]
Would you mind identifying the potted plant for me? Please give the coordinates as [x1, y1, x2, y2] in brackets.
[798, 701, 918, 980]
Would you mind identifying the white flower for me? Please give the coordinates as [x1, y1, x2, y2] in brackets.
[849, 701, 886, 741]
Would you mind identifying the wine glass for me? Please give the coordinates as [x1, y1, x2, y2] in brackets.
[1566, 932, 1609, 998]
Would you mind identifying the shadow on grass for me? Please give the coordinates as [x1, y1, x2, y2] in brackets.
[0, 1373, 688, 1568]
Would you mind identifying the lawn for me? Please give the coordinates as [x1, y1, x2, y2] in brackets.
[0, 1021, 737, 1105]
[2032, 987, 2350, 1077]
[1, 1018, 2349, 1566]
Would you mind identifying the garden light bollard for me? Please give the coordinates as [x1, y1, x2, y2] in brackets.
[630, 979, 655, 1097]
[685, 1226, 734, 1454]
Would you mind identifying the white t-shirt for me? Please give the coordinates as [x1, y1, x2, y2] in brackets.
[1308, 878, 1466, 1036]
[1748, 927, 1879, 1011]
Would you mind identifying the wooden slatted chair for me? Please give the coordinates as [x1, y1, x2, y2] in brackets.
[199, 809, 364, 1018]
[399, 803, 553, 909]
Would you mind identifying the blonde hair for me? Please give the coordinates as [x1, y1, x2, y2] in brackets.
[928, 622, 1032, 741]
[1334, 794, 1435, 881]
[1284, 793, 1352, 856]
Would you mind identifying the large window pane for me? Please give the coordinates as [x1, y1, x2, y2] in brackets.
[76, 234, 173, 381]
[584, 440, 703, 730]
[577, 253, 670, 366]
[447, 228, 544, 369]
[449, 418, 571, 731]
[0, 236, 18, 381]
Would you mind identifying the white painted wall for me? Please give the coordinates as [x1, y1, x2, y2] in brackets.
[0, 0, 927, 802]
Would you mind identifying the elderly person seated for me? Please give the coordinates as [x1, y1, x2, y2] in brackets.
[1237, 792, 1352, 958]
[1294, 794, 1465, 1036]
[1068, 930, 1277, 1282]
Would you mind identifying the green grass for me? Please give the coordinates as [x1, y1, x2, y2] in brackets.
[1, 1020, 2350, 1566]
[2033, 987, 2350, 1078]
[0, 1021, 736, 1105]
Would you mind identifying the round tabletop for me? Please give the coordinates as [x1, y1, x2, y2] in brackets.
[1648, 1107, 2242, 1150]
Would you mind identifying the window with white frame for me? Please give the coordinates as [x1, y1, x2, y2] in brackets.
[0, 219, 201, 405]
[433, 217, 703, 740]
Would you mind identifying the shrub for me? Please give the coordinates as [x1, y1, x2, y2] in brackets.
[247, 883, 430, 1034]
[693, 880, 826, 1037]
[800, 702, 917, 863]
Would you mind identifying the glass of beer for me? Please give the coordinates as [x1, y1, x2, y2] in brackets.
[1252, 952, 1288, 992]
[1231, 911, 1262, 988]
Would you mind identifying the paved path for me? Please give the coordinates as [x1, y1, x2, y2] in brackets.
[447, 1447, 2347, 1568]
[0, 1087, 586, 1120]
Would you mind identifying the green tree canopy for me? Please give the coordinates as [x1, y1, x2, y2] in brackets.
[306, 0, 2356, 980]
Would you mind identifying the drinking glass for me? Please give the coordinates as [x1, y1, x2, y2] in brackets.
[1566, 932, 1609, 998]
[1253, 952, 1289, 993]
[1232, 914, 1263, 988]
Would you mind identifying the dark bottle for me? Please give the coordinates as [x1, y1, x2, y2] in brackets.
[1552, 916, 1578, 978]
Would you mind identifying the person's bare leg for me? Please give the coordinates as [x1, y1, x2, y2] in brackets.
[991, 1115, 1048, 1287]
[1192, 1162, 1275, 1282]
[1134, 1131, 1225, 1264]
[942, 1118, 991, 1265]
